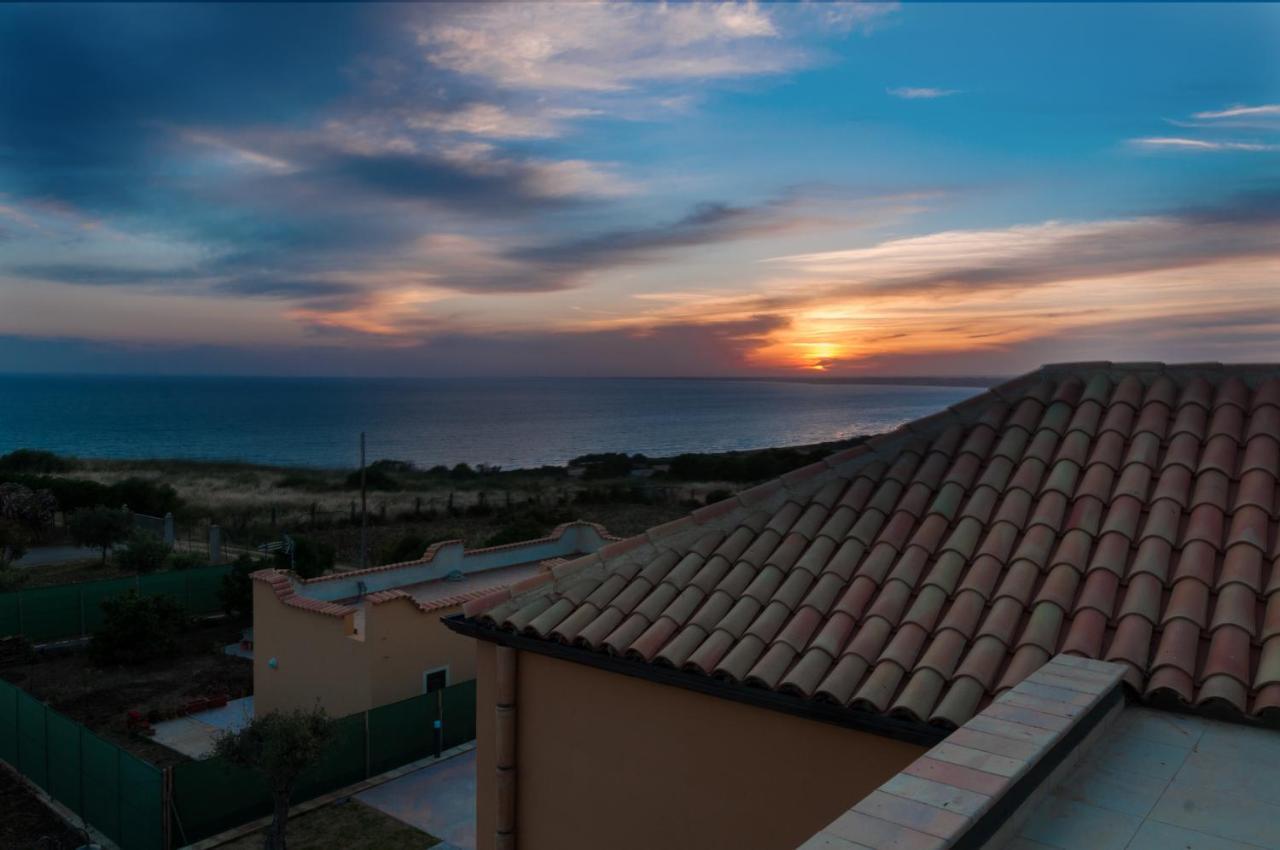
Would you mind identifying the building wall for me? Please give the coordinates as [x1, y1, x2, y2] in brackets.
[253, 583, 475, 717]
[366, 599, 479, 708]
[478, 649, 926, 850]
[252, 580, 371, 718]
[476, 641, 497, 850]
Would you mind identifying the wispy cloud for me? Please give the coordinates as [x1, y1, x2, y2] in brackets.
[887, 87, 959, 100]
[406, 104, 601, 140]
[414, 3, 795, 93]
[1193, 104, 1280, 120]
[1130, 136, 1275, 152]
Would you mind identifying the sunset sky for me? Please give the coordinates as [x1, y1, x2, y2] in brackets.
[1, 2, 1277, 377]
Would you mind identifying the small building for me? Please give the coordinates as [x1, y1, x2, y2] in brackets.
[447, 362, 1280, 850]
[250, 521, 617, 718]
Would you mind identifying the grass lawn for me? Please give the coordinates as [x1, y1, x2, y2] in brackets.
[219, 799, 439, 850]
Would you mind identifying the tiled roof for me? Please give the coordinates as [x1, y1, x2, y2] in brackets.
[465, 362, 1280, 728]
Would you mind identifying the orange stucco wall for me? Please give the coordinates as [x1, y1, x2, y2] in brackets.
[252, 581, 477, 717]
[475, 647, 926, 850]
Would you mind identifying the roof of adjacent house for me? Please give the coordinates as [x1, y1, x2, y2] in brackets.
[459, 362, 1280, 729]
[252, 520, 617, 618]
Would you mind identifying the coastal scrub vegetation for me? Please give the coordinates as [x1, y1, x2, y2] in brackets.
[0, 436, 864, 573]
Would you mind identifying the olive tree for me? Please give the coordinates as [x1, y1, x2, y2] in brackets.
[67, 506, 132, 566]
[213, 708, 336, 850]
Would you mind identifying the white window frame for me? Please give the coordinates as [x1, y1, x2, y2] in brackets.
[422, 665, 450, 694]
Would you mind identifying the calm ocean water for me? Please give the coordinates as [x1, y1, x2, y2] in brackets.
[0, 376, 984, 470]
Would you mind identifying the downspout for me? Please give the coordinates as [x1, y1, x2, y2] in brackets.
[495, 645, 517, 850]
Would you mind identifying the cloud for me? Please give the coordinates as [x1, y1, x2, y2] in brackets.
[1130, 137, 1275, 152]
[1193, 104, 1280, 120]
[409, 189, 893, 295]
[887, 87, 959, 100]
[406, 103, 601, 140]
[412, 2, 802, 92]
[769, 190, 1280, 297]
[209, 278, 364, 300]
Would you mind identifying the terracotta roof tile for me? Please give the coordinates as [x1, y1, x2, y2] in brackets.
[469, 362, 1280, 725]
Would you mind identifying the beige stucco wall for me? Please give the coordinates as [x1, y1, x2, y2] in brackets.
[253, 582, 477, 717]
[475, 646, 926, 850]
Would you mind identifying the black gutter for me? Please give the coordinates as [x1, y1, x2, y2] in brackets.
[444, 614, 949, 748]
[951, 683, 1126, 850]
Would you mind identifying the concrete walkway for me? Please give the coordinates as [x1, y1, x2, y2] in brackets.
[152, 696, 254, 759]
[357, 748, 476, 850]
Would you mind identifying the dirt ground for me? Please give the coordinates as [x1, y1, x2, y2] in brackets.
[219, 798, 439, 850]
[0, 766, 87, 850]
[0, 618, 252, 768]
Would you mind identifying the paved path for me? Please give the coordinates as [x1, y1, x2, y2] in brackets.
[357, 749, 476, 850]
[14, 545, 100, 567]
[152, 696, 254, 759]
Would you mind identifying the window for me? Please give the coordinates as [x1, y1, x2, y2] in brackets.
[423, 666, 449, 694]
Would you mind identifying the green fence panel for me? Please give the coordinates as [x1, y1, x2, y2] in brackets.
[118, 748, 165, 850]
[0, 591, 18, 637]
[184, 565, 231, 616]
[171, 757, 270, 847]
[139, 570, 188, 605]
[16, 689, 48, 791]
[81, 576, 142, 634]
[293, 712, 366, 802]
[0, 680, 16, 766]
[45, 711, 83, 816]
[82, 730, 122, 842]
[14, 584, 81, 642]
[442, 680, 477, 751]
[368, 693, 435, 775]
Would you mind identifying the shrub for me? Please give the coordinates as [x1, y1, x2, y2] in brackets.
[275, 535, 334, 579]
[220, 553, 257, 618]
[378, 534, 429, 565]
[343, 465, 400, 491]
[166, 552, 207, 571]
[703, 488, 734, 505]
[89, 591, 186, 666]
[110, 477, 182, 516]
[485, 518, 548, 547]
[0, 518, 29, 591]
[0, 518, 28, 566]
[0, 449, 73, 473]
[68, 506, 133, 565]
[114, 531, 170, 574]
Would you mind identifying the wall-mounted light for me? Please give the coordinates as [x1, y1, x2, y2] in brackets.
[268, 657, 279, 669]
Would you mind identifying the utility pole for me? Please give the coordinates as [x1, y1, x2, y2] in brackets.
[360, 431, 368, 569]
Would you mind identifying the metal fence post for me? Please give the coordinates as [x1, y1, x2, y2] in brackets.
[79, 588, 85, 637]
[363, 710, 370, 780]
[435, 690, 443, 758]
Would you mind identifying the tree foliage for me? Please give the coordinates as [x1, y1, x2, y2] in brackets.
[213, 708, 336, 850]
[220, 553, 257, 618]
[68, 506, 133, 565]
[89, 591, 186, 666]
[274, 535, 334, 579]
[114, 531, 170, 574]
[0, 449, 73, 474]
[0, 482, 56, 538]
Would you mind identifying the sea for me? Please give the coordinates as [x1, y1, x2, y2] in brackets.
[0, 375, 987, 470]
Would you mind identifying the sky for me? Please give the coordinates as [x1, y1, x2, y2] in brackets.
[0, 1, 1277, 378]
